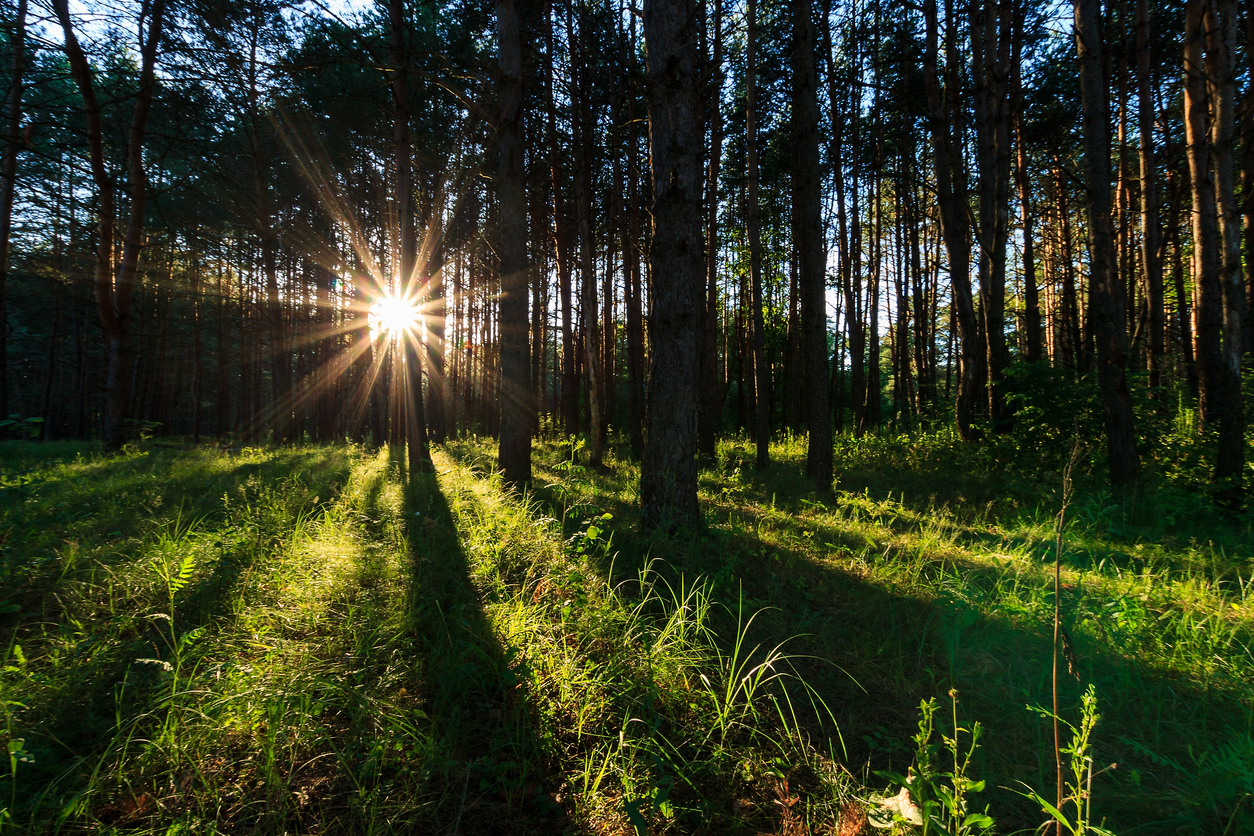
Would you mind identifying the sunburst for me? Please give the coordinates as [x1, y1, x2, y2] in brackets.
[369, 292, 421, 340]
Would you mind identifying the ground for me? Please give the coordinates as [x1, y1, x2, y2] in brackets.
[1, 433, 1250, 834]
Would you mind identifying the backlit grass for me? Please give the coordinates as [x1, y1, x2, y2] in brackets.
[1, 434, 1251, 834]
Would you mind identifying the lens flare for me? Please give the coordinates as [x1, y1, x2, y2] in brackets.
[369, 292, 420, 339]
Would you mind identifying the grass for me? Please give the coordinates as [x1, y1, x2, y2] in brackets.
[0, 432, 1251, 834]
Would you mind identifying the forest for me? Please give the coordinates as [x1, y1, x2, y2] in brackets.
[0, 0, 1252, 832]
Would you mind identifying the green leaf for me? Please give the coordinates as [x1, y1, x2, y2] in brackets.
[623, 797, 648, 836]
[169, 554, 197, 594]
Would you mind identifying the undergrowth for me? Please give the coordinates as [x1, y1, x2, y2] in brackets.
[0, 432, 1250, 834]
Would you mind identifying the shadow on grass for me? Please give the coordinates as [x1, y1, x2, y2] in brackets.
[444, 438, 1253, 836]
[398, 455, 571, 834]
[0, 445, 356, 828]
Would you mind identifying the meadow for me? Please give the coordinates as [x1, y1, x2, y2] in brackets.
[0, 433, 1250, 834]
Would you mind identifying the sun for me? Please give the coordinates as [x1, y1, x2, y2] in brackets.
[369, 292, 420, 339]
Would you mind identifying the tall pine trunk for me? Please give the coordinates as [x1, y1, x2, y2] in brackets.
[793, 0, 831, 485]
[971, 0, 1013, 432]
[571, 6, 603, 464]
[698, 0, 724, 460]
[1136, 0, 1165, 390]
[640, 0, 702, 531]
[625, 7, 646, 455]
[746, 0, 770, 467]
[497, 0, 531, 485]
[922, 0, 980, 440]
[1011, 2, 1042, 364]
[0, 0, 26, 421]
[388, 0, 429, 474]
[1202, 0, 1245, 499]
[1076, 0, 1139, 486]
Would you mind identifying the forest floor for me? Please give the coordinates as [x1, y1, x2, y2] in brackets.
[0, 434, 1251, 835]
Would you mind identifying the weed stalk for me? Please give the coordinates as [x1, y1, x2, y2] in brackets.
[1053, 438, 1082, 834]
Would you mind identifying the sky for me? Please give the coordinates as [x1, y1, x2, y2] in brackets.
[35, 0, 376, 47]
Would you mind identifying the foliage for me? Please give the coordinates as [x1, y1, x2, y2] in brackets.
[1, 433, 1252, 833]
[874, 691, 995, 835]
[1015, 685, 1116, 836]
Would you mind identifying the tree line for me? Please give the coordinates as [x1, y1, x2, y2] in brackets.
[1, 0, 1250, 524]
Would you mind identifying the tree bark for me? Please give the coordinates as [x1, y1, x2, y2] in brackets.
[388, 0, 430, 473]
[570, 4, 603, 464]
[1203, 0, 1245, 499]
[547, 7, 579, 439]
[55, 0, 166, 453]
[428, 211, 448, 444]
[625, 4, 646, 455]
[698, 0, 724, 460]
[497, 0, 532, 486]
[821, 0, 862, 436]
[0, 0, 26, 422]
[640, 0, 702, 531]
[1135, 0, 1165, 389]
[923, 0, 980, 440]
[1011, 0, 1042, 364]
[1243, 4, 1254, 367]
[971, 0, 1013, 431]
[1076, 0, 1139, 487]
[792, 0, 830, 483]
[746, 0, 770, 467]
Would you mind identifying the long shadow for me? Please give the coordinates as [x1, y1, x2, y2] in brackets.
[9, 444, 572, 834]
[449, 440, 1253, 835]
[396, 462, 572, 834]
[0, 445, 357, 823]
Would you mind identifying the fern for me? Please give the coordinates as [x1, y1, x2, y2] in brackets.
[169, 554, 196, 595]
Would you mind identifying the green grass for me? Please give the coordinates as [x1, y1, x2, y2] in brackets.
[1, 434, 1251, 834]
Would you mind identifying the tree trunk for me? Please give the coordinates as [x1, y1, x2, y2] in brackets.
[640, 0, 702, 531]
[190, 243, 202, 443]
[923, 0, 980, 440]
[55, 0, 166, 453]
[1185, 0, 1223, 449]
[625, 7, 646, 455]
[1011, 2, 1042, 364]
[971, 0, 1013, 432]
[867, 162, 881, 429]
[497, 0, 532, 486]
[821, 0, 861, 436]
[1076, 0, 1139, 487]
[547, 9, 578, 440]
[428, 212, 448, 444]
[1203, 0, 1245, 499]
[0, 0, 26, 421]
[747, 0, 770, 467]
[698, 0, 724, 460]
[793, 0, 831, 485]
[1243, 4, 1254, 367]
[388, 0, 430, 474]
[1135, 0, 1165, 390]
[571, 6, 603, 465]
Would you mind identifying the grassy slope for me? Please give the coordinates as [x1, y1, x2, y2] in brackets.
[0, 437, 1250, 834]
